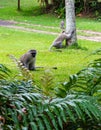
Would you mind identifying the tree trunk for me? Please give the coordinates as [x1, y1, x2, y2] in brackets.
[18, 0, 21, 10]
[65, 0, 78, 46]
[44, 0, 49, 7]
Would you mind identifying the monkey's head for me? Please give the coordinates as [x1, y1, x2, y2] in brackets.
[28, 49, 37, 57]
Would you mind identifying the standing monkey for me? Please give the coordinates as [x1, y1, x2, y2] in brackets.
[20, 49, 37, 70]
[49, 30, 74, 50]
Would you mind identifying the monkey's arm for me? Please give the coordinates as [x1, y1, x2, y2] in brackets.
[65, 30, 75, 39]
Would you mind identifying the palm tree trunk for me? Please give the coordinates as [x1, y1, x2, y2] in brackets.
[65, 0, 78, 46]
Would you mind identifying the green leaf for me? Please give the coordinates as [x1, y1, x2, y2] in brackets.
[22, 127, 28, 130]
[22, 94, 33, 102]
[55, 104, 67, 122]
[36, 118, 45, 130]
[53, 106, 63, 129]
[41, 114, 52, 130]
[30, 122, 38, 130]
[46, 109, 59, 130]
[73, 103, 85, 121]
[61, 102, 76, 122]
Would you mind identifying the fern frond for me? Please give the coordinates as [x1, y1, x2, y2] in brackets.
[40, 69, 55, 96]
[1, 82, 101, 130]
[0, 64, 11, 80]
[9, 54, 32, 81]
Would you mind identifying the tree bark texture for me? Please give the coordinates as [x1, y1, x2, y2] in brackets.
[65, 0, 77, 46]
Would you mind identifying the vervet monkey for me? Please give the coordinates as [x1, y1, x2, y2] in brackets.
[20, 49, 37, 70]
[20, 50, 58, 70]
[49, 30, 74, 50]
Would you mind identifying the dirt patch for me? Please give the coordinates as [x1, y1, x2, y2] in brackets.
[0, 20, 101, 42]
[0, 20, 16, 26]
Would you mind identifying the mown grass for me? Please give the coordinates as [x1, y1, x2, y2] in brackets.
[0, 0, 101, 85]
[76, 17, 101, 32]
[0, 0, 60, 26]
[0, 26, 101, 85]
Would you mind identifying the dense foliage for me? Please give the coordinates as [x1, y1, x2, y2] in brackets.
[0, 49, 101, 129]
[38, 0, 101, 18]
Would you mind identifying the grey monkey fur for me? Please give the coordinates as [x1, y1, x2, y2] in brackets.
[49, 30, 74, 50]
[20, 49, 37, 70]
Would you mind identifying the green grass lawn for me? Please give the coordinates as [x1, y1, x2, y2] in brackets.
[0, 0, 101, 86]
[0, 26, 101, 85]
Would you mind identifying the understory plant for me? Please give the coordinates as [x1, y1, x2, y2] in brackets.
[0, 48, 101, 130]
[57, 48, 101, 98]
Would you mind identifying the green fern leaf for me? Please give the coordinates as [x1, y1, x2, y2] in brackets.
[8, 108, 20, 129]
[41, 114, 52, 130]
[21, 127, 28, 130]
[73, 102, 85, 121]
[28, 105, 37, 117]
[85, 101, 101, 120]
[61, 102, 76, 122]
[30, 122, 38, 130]
[53, 106, 63, 129]
[79, 101, 92, 119]
[55, 104, 67, 122]
[36, 118, 45, 130]
[46, 109, 59, 130]
[22, 93, 33, 102]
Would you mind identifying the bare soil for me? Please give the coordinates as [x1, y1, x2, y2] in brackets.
[0, 19, 101, 42]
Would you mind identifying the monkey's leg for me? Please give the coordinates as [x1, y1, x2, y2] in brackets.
[29, 64, 35, 70]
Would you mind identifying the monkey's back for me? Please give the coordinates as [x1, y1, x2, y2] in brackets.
[20, 53, 32, 64]
[54, 33, 69, 43]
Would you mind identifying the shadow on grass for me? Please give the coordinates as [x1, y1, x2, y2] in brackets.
[18, 6, 45, 16]
[49, 44, 88, 52]
[67, 44, 88, 51]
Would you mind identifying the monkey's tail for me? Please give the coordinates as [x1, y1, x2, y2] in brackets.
[36, 66, 57, 70]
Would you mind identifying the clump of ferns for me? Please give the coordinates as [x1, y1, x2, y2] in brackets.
[0, 64, 11, 79]
[0, 64, 12, 85]
[9, 55, 33, 81]
[40, 69, 55, 96]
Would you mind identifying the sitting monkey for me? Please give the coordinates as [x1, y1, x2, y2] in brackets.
[49, 30, 74, 50]
[20, 49, 37, 70]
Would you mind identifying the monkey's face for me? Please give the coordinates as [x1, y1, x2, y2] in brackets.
[28, 50, 37, 57]
[31, 52, 36, 57]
